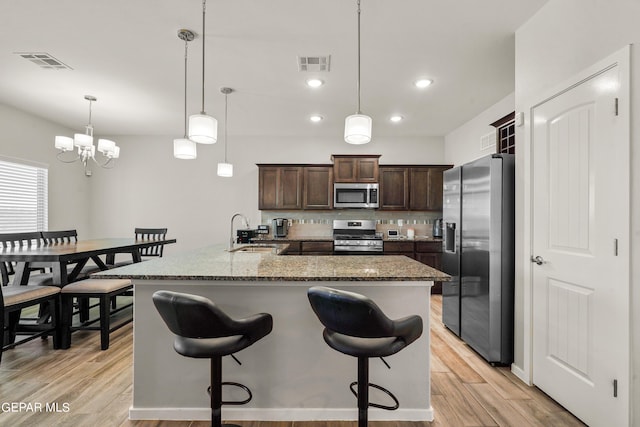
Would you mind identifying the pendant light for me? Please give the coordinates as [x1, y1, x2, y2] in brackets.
[217, 87, 233, 177]
[344, 0, 372, 145]
[188, 0, 217, 144]
[174, 29, 197, 160]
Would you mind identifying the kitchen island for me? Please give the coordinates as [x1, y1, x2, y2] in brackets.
[94, 243, 449, 422]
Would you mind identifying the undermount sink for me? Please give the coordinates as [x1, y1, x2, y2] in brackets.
[229, 244, 278, 253]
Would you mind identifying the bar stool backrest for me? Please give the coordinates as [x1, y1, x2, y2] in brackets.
[308, 286, 397, 338]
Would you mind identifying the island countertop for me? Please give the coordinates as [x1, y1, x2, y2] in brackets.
[92, 243, 450, 282]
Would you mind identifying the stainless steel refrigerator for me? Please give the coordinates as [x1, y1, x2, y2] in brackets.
[441, 154, 515, 365]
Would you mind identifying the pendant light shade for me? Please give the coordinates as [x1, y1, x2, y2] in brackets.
[217, 162, 233, 177]
[189, 0, 217, 145]
[173, 138, 197, 159]
[188, 114, 217, 144]
[74, 132, 93, 148]
[55, 136, 74, 151]
[344, 0, 371, 145]
[344, 113, 372, 144]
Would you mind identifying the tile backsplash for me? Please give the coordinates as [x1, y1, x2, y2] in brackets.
[260, 211, 441, 238]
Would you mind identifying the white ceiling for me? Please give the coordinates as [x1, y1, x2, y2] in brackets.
[0, 0, 547, 140]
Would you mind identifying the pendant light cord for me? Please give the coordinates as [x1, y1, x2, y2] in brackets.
[224, 91, 228, 162]
[183, 38, 189, 137]
[200, 0, 207, 114]
[356, 0, 362, 114]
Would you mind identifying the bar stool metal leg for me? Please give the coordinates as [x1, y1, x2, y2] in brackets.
[358, 356, 368, 427]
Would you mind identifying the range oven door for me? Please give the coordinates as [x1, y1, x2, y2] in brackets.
[333, 245, 383, 255]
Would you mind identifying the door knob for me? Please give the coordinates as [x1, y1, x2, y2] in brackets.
[531, 255, 545, 265]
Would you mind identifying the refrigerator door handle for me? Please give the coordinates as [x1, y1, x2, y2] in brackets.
[444, 222, 456, 253]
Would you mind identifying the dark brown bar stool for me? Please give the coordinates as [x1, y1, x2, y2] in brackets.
[307, 286, 423, 427]
[152, 290, 273, 427]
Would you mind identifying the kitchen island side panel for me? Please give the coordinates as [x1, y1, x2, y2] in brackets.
[130, 279, 432, 421]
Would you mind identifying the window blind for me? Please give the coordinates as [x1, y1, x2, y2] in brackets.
[0, 159, 48, 232]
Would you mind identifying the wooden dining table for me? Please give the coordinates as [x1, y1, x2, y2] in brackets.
[0, 237, 177, 287]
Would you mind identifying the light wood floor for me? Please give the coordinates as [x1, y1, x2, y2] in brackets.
[0, 296, 585, 427]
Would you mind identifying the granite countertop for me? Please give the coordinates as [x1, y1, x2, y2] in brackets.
[93, 243, 450, 282]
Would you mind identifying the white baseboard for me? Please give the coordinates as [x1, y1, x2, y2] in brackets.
[511, 363, 531, 386]
[129, 406, 434, 422]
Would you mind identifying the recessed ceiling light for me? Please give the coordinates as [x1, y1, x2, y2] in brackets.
[390, 115, 403, 122]
[306, 78, 324, 88]
[414, 79, 433, 89]
[309, 115, 323, 122]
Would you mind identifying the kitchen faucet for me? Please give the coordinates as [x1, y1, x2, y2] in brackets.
[229, 213, 250, 251]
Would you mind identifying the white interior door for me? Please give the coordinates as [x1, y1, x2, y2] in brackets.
[531, 49, 629, 427]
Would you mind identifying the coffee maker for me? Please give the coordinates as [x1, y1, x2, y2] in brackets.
[432, 218, 443, 238]
[273, 218, 289, 238]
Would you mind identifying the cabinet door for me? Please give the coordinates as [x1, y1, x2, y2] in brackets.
[303, 166, 333, 209]
[379, 167, 409, 210]
[356, 158, 379, 182]
[332, 156, 380, 182]
[409, 166, 449, 211]
[258, 166, 302, 210]
[333, 157, 358, 182]
[258, 167, 280, 210]
[279, 167, 303, 209]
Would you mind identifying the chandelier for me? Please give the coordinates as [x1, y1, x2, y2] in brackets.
[54, 95, 120, 174]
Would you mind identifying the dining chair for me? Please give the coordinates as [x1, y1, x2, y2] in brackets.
[0, 232, 51, 286]
[0, 281, 61, 365]
[135, 227, 168, 258]
[108, 227, 168, 269]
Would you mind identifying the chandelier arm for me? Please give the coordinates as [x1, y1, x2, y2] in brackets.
[94, 156, 115, 169]
[56, 151, 81, 163]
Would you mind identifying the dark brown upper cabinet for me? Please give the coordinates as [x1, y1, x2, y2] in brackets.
[331, 155, 380, 183]
[379, 167, 409, 210]
[303, 166, 333, 210]
[491, 112, 516, 155]
[258, 165, 303, 210]
[409, 166, 450, 211]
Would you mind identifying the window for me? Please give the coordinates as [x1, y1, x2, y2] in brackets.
[0, 158, 48, 232]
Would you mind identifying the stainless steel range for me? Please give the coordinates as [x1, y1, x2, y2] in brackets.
[332, 219, 383, 253]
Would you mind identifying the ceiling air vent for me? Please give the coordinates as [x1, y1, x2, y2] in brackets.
[15, 52, 73, 70]
[297, 55, 331, 72]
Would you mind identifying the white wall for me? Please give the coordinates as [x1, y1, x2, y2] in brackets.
[514, 0, 640, 423]
[444, 93, 515, 166]
[0, 103, 92, 236]
[88, 134, 445, 254]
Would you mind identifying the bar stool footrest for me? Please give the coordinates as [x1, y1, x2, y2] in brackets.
[206, 382, 253, 406]
[349, 381, 400, 411]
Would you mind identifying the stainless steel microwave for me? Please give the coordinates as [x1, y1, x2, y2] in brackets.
[333, 183, 379, 208]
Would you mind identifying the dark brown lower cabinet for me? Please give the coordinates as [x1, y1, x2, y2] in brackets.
[415, 241, 443, 294]
[300, 241, 333, 255]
